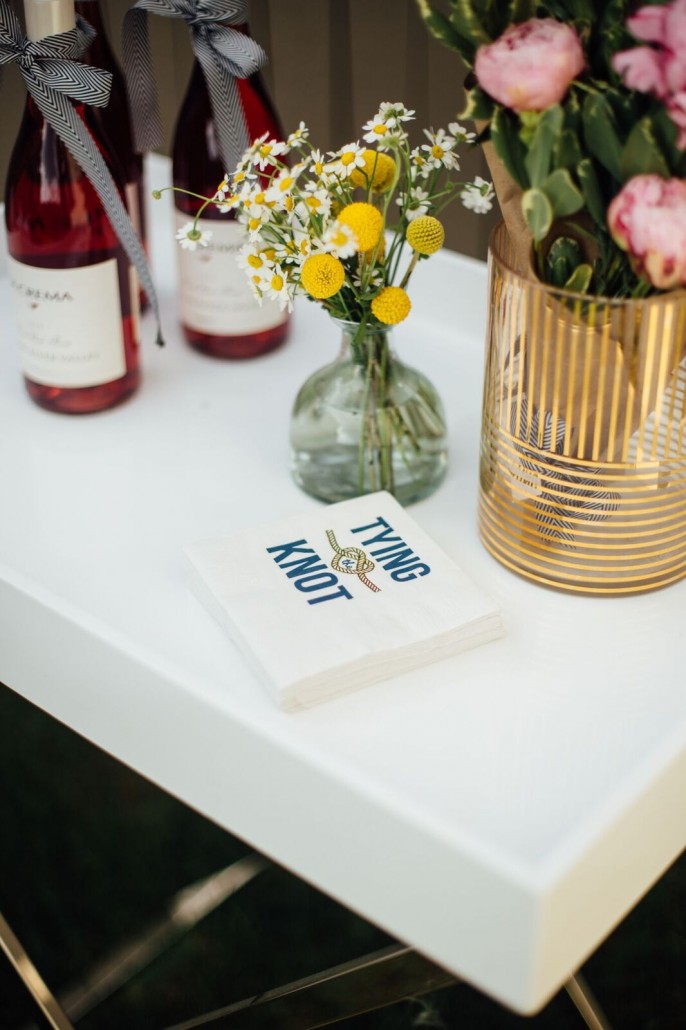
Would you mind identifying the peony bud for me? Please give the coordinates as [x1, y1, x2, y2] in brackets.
[474, 19, 585, 113]
[608, 175, 686, 289]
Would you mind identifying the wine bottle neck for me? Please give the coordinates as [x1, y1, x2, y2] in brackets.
[74, 0, 116, 67]
[24, 0, 75, 42]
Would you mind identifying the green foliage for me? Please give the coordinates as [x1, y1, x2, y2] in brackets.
[420, 0, 685, 297]
[490, 107, 528, 188]
[524, 106, 564, 186]
[522, 187, 553, 242]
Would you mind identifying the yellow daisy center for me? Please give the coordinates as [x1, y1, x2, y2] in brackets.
[279, 177, 294, 192]
[259, 144, 273, 157]
[306, 196, 323, 210]
[248, 217, 261, 231]
[431, 145, 445, 160]
[406, 216, 445, 255]
[271, 275, 284, 291]
[247, 254, 263, 269]
[301, 254, 346, 299]
[262, 248, 276, 262]
[341, 151, 357, 166]
[371, 286, 411, 326]
[373, 124, 387, 136]
[337, 202, 383, 252]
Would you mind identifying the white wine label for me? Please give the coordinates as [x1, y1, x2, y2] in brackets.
[8, 256, 127, 388]
[175, 212, 285, 335]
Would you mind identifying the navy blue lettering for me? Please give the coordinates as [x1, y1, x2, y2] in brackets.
[350, 516, 390, 537]
[281, 554, 328, 578]
[391, 563, 431, 582]
[307, 584, 354, 605]
[295, 571, 339, 592]
[266, 540, 313, 564]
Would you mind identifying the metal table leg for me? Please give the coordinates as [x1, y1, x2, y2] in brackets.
[163, 943, 459, 1030]
[0, 911, 74, 1030]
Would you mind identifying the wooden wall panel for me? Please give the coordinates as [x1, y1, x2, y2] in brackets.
[0, 0, 494, 259]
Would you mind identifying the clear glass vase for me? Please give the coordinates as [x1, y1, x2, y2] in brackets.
[290, 319, 448, 505]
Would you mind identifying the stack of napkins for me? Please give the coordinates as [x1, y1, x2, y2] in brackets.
[185, 492, 503, 710]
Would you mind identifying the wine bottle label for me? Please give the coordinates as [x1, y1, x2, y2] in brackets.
[8, 256, 127, 388]
[175, 213, 285, 335]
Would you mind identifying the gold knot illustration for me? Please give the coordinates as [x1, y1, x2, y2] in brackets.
[326, 529, 380, 593]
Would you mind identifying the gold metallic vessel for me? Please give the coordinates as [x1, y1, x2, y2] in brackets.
[478, 223, 686, 594]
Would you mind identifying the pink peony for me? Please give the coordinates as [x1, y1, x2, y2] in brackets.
[608, 175, 686, 289]
[614, 0, 686, 144]
[474, 19, 585, 112]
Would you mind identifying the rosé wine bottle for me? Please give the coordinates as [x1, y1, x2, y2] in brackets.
[5, 0, 141, 415]
[74, 0, 148, 266]
[172, 34, 289, 359]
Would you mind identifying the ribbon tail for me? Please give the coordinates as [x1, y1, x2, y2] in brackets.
[122, 6, 164, 155]
[27, 80, 164, 346]
[194, 37, 250, 173]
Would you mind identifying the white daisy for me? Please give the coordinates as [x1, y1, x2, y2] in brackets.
[448, 121, 476, 144]
[287, 121, 310, 147]
[175, 222, 212, 251]
[263, 268, 294, 311]
[323, 221, 358, 259]
[327, 142, 367, 179]
[251, 135, 289, 171]
[362, 103, 415, 147]
[461, 177, 496, 214]
[421, 128, 460, 171]
[397, 186, 431, 221]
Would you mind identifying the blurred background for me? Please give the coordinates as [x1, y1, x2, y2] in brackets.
[1, 1, 685, 1027]
[0, 0, 498, 259]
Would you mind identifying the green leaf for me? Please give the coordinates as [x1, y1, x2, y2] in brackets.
[491, 108, 529, 188]
[565, 263, 594, 293]
[577, 158, 606, 227]
[510, 0, 537, 22]
[543, 168, 584, 218]
[620, 119, 670, 181]
[582, 93, 623, 181]
[460, 85, 495, 122]
[555, 128, 584, 169]
[524, 105, 564, 187]
[449, 0, 492, 47]
[415, 0, 473, 60]
[545, 236, 584, 288]
[522, 188, 553, 242]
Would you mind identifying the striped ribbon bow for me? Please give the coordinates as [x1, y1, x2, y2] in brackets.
[123, 0, 267, 173]
[0, 1, 163, 345]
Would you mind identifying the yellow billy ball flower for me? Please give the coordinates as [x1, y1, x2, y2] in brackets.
[337, 202, 383, 252]
[350, 151, 397, 193]
[406, 216, 445, 255]
[371, 286, 412, 325]
[301, 253, 346, 299]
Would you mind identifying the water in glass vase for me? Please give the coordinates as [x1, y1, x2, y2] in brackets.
[290, 321, 448, 505]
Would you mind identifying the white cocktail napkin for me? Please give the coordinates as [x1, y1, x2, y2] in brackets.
[185, 492, 503, 710]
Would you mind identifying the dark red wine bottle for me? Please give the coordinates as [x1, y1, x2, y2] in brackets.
[74, 0, 148, 309]
[172, 37, 289, 359]
[5, 0, 141, 414]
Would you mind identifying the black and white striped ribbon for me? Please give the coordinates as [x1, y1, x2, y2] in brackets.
[0, 1, 163, 346]
[123, 0, 266, 173]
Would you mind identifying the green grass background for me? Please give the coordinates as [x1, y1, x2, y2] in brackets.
[0, 684, 684, 1029]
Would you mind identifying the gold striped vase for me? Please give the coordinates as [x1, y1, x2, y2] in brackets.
[478, 223, 686, 595]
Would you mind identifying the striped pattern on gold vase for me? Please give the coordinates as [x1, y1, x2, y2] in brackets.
[478, 222, 686, 595]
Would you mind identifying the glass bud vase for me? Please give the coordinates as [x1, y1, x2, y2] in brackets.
[290, 319, 448, 505]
